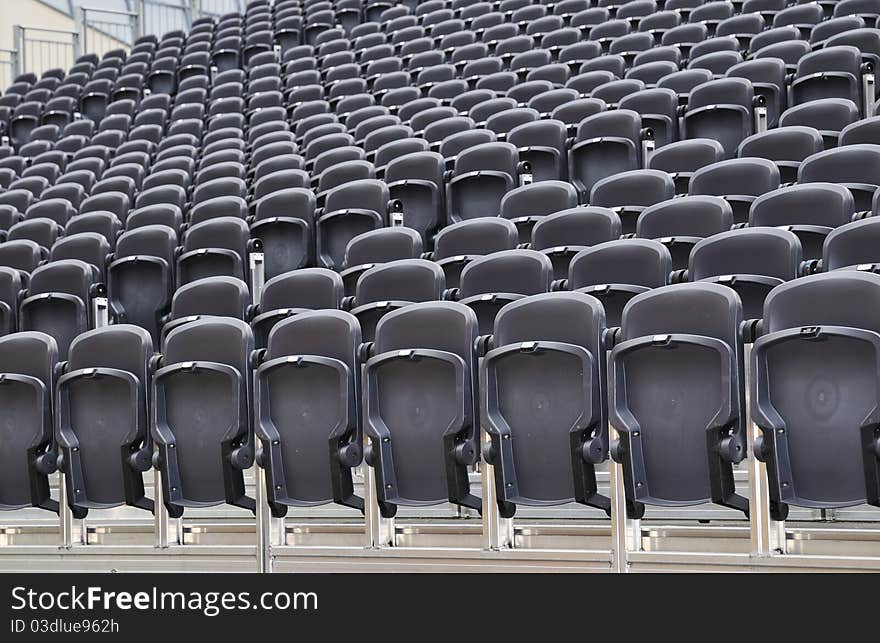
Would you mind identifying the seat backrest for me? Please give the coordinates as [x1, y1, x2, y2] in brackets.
[763, 270, 880, 334]
[344, 227, 423, 267]
[531, 207, 622, 249]
[570, 239, 671, 288]
[500, 181, 579, 220]
[690, 227, 802, 281]
[434, 218, 519, 259]
[690, 157, 781, 196]
[170, 276, 250, 320]
[750, 183, 855, 228]
[637, 195, 733, 239]
[260, 268, 344, 312]
[356, 258, 445, 305]
[459, 249, 553, 297]
[687, 77, 754, 111]
[590, 169, 676, 207]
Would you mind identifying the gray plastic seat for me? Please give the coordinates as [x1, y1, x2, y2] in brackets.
[254, 310, 364, 516]
[798, 143, 880, 211]
[737, 127, 824, 184]
[50, 232, 111, 279]
[447, 142, 522, 224]
[177, 216, 251, 287]
[251, 188, 316, 280]
[690, 227, 802, 320]
[385, 151, 445, 248]
[250, 268, 344, 349]
[636, 195, 734, 270]
[153, 317, 255, 518]
[457, 249, 553, 335]
[531, 207, 623, 280]
[500, 181, 579, 243]
[317, 179, 391, 270]
[482, 292, 611, 517]
[750, 183, 855, 260]
[590, 169, 676, 236]
[568, 238, 672, 327]
[648, 138, 726, 193]
[19, 259, 100, 358]
[618, 87, 679, 148]
[824, 214, 880, 272]
[507, 119, 569, 183]
[433, 217, 519, 289]
[363, 301, 481, 517]
[55, 325, 154, 518]
[779, 98, 860, 149]
[751, 271, 880, 518]
[0, 331, 59, 513]
[609, 282, 749, 518]
[790, 46, 864, 111]
[689, 157, 781, 225]
[350, 258, 445, 342]
[684, 77, 756, 159]
[569, 110, 645, 199]
[341, 228, 424, 297]
[108, 224, 177, 345]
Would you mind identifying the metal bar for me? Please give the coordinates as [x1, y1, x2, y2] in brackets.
[363, 426, 395, 547]
[18, 26, 81, 36]
[154, 470, 169, 548]
[255, 466, 271, 573]
[12, 26, 23, 77]
[80, 6, 138, 17]
[641, 137, 655, 167]
[609, 424, 641, 572]
[59, 476, 74, 549]
[76, 8, 86, 58]
[863, 71, 876, 119]
[249, 252, 265, 305]
[480, 432, 513, 550]
[249, 250, 271, 572]
[754, 105, 768, 134]
[745, 343, 772, 557]
[92, 296, 109, 328]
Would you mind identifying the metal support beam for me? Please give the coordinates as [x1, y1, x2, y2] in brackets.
[745, 343, 772, 557]
[481, 429, 513, 550]
[863, 69, 876, 119]
[92, 294, 109, 328]
[364, 435, 395, 547]
[154, 470, 169, 548]
[609, 424, 641, 573]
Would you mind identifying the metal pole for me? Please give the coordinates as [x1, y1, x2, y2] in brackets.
[609, 423, 640, 573]
[745, 343, 772, 557]
[59, 476, 74, 549]
[480, 428, 513, 550]
[863, 68, 876, 119]
[154, 470, 169, 548]
[76, 8, 86, 58]
[364, 427, 395, 547]
[255, 467, 272, 573]
[137, 0, 147, 40]
[92, 294, 109, 328]
[249, 250, 273, 572]
[10, 48, 19, 81]
[12, 26, 23, 78]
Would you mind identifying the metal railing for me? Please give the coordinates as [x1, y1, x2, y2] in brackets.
[12, 25, 80, 80]
[78, 6, 140, 52]
[0, 48, 19, 89]
[136, 0, 193, 38]
[192, 0, 244, 19]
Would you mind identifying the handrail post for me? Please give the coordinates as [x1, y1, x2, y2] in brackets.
[12, 26, 23, 77]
